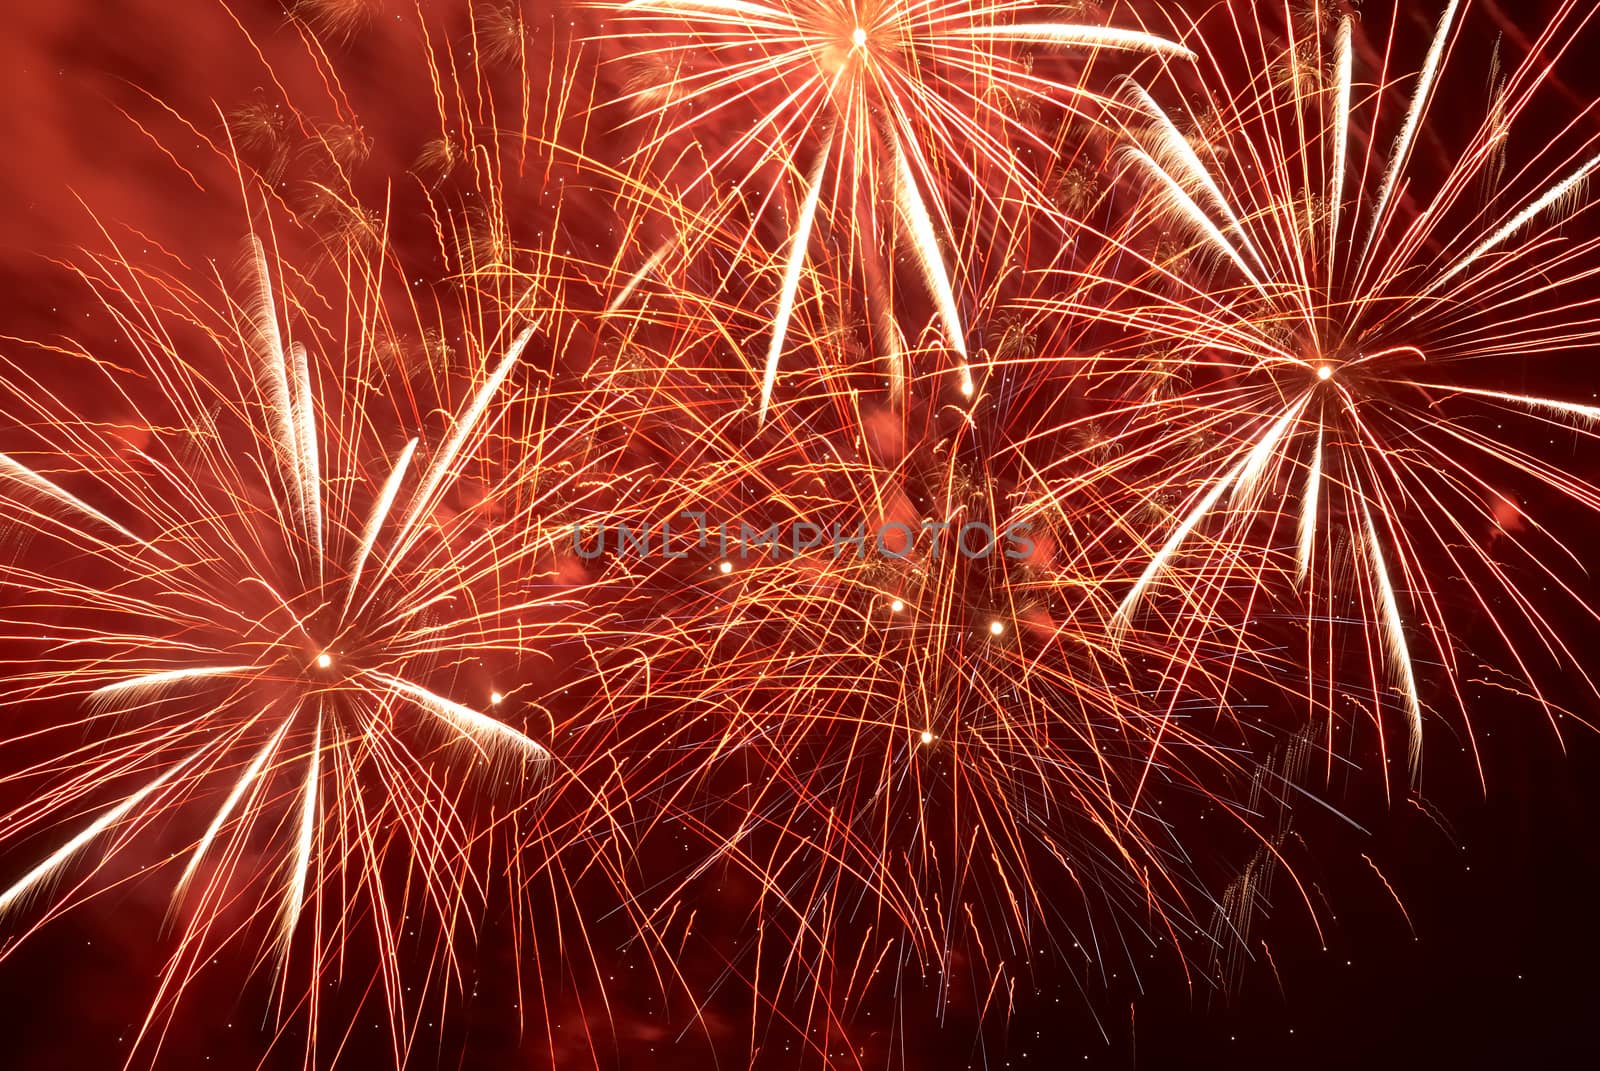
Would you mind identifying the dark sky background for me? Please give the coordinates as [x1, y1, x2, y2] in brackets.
[1, 2, 1599, 1068]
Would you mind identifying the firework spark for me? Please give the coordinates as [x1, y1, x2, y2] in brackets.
[547, 253, 1312, 1058]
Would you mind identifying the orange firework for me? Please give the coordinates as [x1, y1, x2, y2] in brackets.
[555, 247, 1312, 1061]
[0, 195, 675, 1062]
[0, 5, 689, 1055]
[591, 0, 1193, 417]
[1026, 0, 1600, 790]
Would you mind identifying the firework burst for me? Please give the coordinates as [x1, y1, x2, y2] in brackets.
[0, 180, 675, 1061]
[1028, 0, 1600, 788]
[591, 0, 1192, 417]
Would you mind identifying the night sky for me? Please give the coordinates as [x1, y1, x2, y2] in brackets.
[2, 2, 1599, 1068]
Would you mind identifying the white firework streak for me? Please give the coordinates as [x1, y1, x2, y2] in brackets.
[892, 135, 972, 397]
[0, 749, 206, 916]
[365, 671, 550, 762]
[760, 133, 832, 425]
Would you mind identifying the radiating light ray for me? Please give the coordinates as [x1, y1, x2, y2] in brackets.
[1358, 0, 1461, 276]
[761, 132, 832, 424]
[604, 241, 673, 315]
[90, 666, 257, 706]
[0, 750, 204, 916]
[380, 328, 533, 569]
[891, 134, 972, 396]
[343, 437, 418, 610]
[283, 705, 321, 942]
[1429, 148, 1600, 293]
[366, 672, 551, 761]
[1298, 429, 1323, 584]
[1119, 78, 1267, 273]
[0, 451, 148, 547]
[246, 237, 312, 554]
[177, 719, 289, 894]
[1329, 17, 1353, 256]
[1359, 498, 1424, 777]
[1119, 145, 1270, 298]
[949, 24, 1194, 63]
[1402, 382, 1600, 424]
[287, 340, 323, 574]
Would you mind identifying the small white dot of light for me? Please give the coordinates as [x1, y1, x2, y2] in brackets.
[989, 620, 1004, 636]
[890, 598, 904, 612]
[920, 730, 934, 745]
[490, 691, 503, 705]
[316, 652, 332, 669]
[719, 560, 733, 573]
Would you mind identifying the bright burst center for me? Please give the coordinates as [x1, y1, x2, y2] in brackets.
[850, 26, 867, 50]
[315, 652, 333, 670]
[919, 730, 934, 745]
[1316, 364, 1334, 381]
